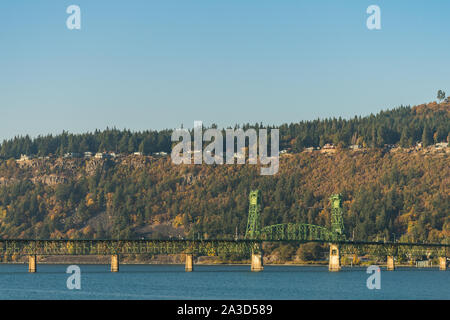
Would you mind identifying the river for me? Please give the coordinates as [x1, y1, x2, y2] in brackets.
[0, 264, 448, 299]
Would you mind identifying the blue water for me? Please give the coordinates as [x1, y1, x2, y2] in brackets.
[0, 264, 448, 299]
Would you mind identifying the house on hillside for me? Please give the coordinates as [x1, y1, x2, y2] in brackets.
[349, 144, 362, 151]
[320, 143, 337, 154]
[435, 142, 448, 149]
[95, 152, 109, 159]
[17, 154, 35, 162]
[322, 143, 336, 149]
[63, 152, 81, 158]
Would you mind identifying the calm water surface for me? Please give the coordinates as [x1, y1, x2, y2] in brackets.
[0, 264, 448, 300]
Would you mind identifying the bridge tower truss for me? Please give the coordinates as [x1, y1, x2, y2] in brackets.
[330, 194, 345, 239]
[245, 190, 262, 239]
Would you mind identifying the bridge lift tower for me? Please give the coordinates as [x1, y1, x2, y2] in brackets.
[244, 190, 345, 271]
[245, 190, 262, 240]
[330, 194, 345, 237]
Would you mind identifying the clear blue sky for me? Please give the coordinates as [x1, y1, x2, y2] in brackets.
[1, 0, 449, 140]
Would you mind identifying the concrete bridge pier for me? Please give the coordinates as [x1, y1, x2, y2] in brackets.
[28, 255, 37, 273]
[439, 257, 447, 271]
[111, 254, 119, 272]
[328, 244, 341, 272]
[387, 256, 395, 271]
[251, 251, 264, 272]
[185, 254, 194, 272]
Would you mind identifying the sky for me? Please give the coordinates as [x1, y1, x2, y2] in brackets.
[1, 0, 449, 140]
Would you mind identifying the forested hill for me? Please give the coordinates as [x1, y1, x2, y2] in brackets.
[0, 101, 448, 159]
[0, 149, 448, 244]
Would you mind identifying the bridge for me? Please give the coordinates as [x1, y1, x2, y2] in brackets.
[0, 191, 448, 272]
[243, 190, 448, 271]
[246, 191, 346, 242]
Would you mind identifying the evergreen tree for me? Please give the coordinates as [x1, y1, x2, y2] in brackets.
[422, 124, 432, 147]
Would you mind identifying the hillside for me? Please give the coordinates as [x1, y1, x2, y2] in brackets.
[0, 149, 448, 246]
[0, 101, 448, 264]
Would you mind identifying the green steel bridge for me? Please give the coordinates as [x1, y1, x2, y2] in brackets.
[0, 190, 448, 271]
[1, 238, 448, 257]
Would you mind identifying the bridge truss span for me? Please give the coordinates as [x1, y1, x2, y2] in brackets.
[260, 223, 343, 242]
[0, 239, 258, 256]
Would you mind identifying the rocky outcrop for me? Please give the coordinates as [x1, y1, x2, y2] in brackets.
[32, 174, 68, 185]
[85, 159, 105, 176]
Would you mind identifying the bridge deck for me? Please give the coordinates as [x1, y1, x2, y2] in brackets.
[0, 239, 448, 256]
